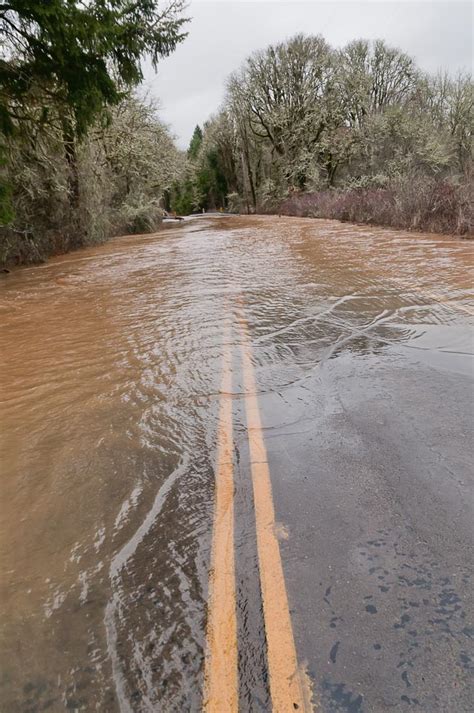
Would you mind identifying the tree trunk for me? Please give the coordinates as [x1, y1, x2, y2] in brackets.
[62, 119, 80, 210]
[240, 152, 250, 214]
[243, 145, 257, 211]
[61, 118, 85, 249]
[328, 160, 338, 187]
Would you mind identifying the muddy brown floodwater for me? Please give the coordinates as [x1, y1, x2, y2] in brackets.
[0, 216, 473, 713]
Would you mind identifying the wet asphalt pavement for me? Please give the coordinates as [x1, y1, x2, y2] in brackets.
[0, 215, 473, 712]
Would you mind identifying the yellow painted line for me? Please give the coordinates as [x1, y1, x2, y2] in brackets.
[203, 322, 238, 713]
[238, 312, 314, 713]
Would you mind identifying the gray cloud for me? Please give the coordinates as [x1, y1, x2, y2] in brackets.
[142, 1, 473, 148]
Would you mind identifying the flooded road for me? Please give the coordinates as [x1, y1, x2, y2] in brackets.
[0, 215, 473, 712]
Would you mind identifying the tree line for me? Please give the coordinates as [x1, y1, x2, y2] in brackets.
[0, 0, 189, 265]
[177, 35, 472, 234]
[1, 15, 472, 267]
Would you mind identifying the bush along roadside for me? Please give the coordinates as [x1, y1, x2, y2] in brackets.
[267, 179, 473, 236]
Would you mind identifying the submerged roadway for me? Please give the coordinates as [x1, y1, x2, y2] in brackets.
[1, 215, 473, 712]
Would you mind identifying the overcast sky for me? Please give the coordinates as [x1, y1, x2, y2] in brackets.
[143, 1, 473, 149]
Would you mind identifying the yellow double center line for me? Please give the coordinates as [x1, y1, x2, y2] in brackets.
[203, 313, 313, 712]
[203, 286, 472, 710]
[203, 320, 238, 711]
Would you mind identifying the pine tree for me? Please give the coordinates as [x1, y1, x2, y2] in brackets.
[188, 125, 203, 160]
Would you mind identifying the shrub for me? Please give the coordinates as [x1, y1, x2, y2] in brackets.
[274, 178, 472, 236]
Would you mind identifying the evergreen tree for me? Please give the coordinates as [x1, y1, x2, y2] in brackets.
[0, 1, 188, 136]
[188, 125, 203, 160]
[0, 0, 188, 219]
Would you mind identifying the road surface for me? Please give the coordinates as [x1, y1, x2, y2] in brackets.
[1, 215, 473, 712]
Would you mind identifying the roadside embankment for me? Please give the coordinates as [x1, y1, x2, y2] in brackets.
[269, 179, 473, 237]
[0, 216, 165, 269]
